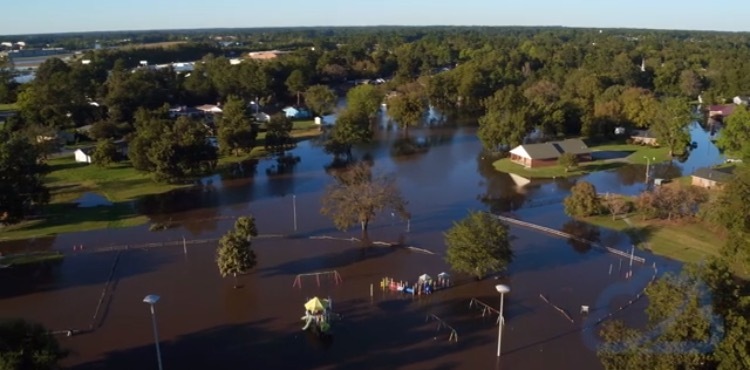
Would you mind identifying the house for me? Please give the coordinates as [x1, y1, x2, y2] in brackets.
[708, 104, 736, 118]
[631, 130, 659, 146]
[74, 147, 94, 163]
[732, 96, 749, 105]
[170, 106, 203, 118]
[508, 138, 592, 168]
[691, 166, 735, 189]
[247, 50, 290, 60]
[282, 106, 311, 119]
[195, 104, 223, 114]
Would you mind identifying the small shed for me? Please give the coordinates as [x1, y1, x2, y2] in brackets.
[74, 147, 94, 164]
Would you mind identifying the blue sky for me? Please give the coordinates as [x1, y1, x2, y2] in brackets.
[2, 0, 747, 35]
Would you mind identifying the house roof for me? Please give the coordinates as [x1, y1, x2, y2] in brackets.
[76, 147, 95, 155]
[631, 129, 657, 139]
[692, 166, 735, 183]
[510, 139, 590, 160]
[196, 104, 222, 112]
[708, 104, 736, 117]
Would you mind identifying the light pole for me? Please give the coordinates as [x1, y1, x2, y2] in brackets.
[495, 284, 510, 358]
[143, 294, 163, 370]
[292, 194, 297, 232]
[643, 156, 655, 182]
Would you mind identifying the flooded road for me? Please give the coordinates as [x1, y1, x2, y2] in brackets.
[0, 116, 719, 369]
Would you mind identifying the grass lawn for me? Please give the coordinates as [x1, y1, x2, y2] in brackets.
[0, 126, 324, 241]
[0, 103, 18, 112]
[0, 251, 64, 267]
[582, 214, 747, 275]
[493, 143, 671, 179]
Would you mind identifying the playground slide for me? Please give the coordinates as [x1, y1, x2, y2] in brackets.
[302, 316, 314, 331]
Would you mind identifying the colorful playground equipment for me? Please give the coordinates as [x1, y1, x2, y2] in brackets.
[301, 297, 336, 335]
[380, 272, 451, 296]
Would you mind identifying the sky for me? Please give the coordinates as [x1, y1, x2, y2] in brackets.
[2, 0, 748, 36]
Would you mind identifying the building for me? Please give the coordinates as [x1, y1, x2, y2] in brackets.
[247, 50, 290, 60]
[708, 104, 736, 118]
[631, 130, 659, 146]
[691, 166, 735, 189]
[732, 96, 749, 105]
[282, 106, 311, 119]
[508, 138, 591, 168]
[74, 147, 94, 163]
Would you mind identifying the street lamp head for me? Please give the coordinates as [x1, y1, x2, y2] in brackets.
[143, 294, 160, 305]
[495, 284, 510, 294]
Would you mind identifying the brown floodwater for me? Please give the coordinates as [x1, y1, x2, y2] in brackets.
[0, 116, 717, 369]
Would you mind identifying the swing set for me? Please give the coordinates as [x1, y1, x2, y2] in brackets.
[292, 270, 343, 288]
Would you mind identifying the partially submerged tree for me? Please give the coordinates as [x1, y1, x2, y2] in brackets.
[444, 211, 514, 280]
[563, 181, 602, 217]
[304, 85, 337, 116]
[387, 90, 427, 136]
[324, 109, 372, 160]
[0, 132, 49, 225]
[0, 319, 67, 369]
[264, 113, 294, 151]
[216, 216, 258, 288]
[320, 162, 408, 239]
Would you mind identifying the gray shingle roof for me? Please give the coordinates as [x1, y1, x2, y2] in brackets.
[692, 166, 735, 182]
[515, 139, 591, 159]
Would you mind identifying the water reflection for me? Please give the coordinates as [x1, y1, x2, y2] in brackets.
[476, 153, 527, 212]
[560, 220, 601, 254]
[135, 182, 221, 234]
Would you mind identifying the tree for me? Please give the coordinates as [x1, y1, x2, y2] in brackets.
[602, 193, 631, 220]
[679, 70, 703, 98]
[216, 96, 257, 156]
[264, 113, 294, 151]
[716, 105, 750, 161]
[285, 69, 307, 106]
[651, 97, 692, 157]
[563, 181, 601, 217]
[216, 217, 258, 288]
[0, 133, 49, 225]
[0, 319, 67, 369]
[320, 162, 408, 239]
[324, 109, 371, 160]
[346, 84, 384, 119]
[92, 138, 118, 167]
[620, 87, 659, 128]
[444, 211, 514, 280]
[304, 85, 337, 116]
[387, 90, 427, 136]
[478, 86, 533, 151]
[714, 167, 750, 270]
[558, 153, 579, 172]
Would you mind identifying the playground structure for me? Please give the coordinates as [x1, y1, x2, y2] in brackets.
[426, 314, 458, 343]
[301, 296, 339, 335]
[468, 298, 501, 323]
[380, 272, 451, 296]
[292, 270, 343, 288]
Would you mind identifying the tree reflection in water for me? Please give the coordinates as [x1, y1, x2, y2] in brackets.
[475, 153, 528, 213]
[560, 220, 601, 254]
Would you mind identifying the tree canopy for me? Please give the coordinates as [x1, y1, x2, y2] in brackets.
[0, 132, 49, 225]
[564, 181, 602, 217]
[0, 319, 67, 370]
[216, 216, 258, 288]
[444, 211, 514, 280]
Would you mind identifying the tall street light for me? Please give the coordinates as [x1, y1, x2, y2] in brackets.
[292, 194, 297, 232]
[143, 294, 163, 370]
[643, 156, 655, 183]
[495, 284, 510, 358]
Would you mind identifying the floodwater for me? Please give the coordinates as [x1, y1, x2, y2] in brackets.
[0, 114, 720, 369]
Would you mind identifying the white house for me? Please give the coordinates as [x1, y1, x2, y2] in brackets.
[196, 104, 223, 114]
[733, 96, 749, 105]
[282, 106, 311, 119]
[74, 148, 94, 163]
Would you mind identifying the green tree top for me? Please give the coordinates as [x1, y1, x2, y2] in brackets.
[564, 181, 601, 217]
[0, 319, 67, 369]
[717, 105, 750, 161]
[304, 85, 337, 116]
[444, 211, 513, 280]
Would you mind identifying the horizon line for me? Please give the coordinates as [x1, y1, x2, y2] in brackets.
[3, 24, 750, 38]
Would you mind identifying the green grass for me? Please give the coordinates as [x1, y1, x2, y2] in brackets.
[0, 251, 64, 267]
[0, 127, 325, 241]
[583, 214, 738, 272]
[0, 103, 18, 112]
[493, 142, 671, 179]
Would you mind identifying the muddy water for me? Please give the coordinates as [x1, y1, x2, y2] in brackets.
[0, 119, 719, 369]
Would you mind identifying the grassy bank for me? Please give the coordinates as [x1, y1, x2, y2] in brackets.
[0, 251, 64, 267]
[581, 214, 746, 276]
[493, 143, 670, 179]
[0, 125, 323, 241]
[0, 103, 18, 112]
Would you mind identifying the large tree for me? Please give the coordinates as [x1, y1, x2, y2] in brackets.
[304, 85, 337, 116]
[564, 181, 601, 217]
[264, 113, 294, 152]
[320, 162, 408, 239]
[216, 217, 258, 288]
[444, 211, 514, 280]
[387, 90, 427, 136]
[216, 96, 257, 156]
[716, 105, 750, 161]
[477, 86, 533, 152]
[92, 138, 118, 167]
[0, 319, 67, 369]
[651, 97, 692, 157]
[324, 109, 371, 160]
[346, 84, 384, 119]
[285, 69, 307, 106]
[0, 132, 49, 225]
